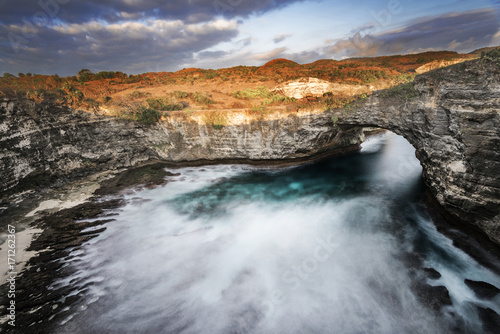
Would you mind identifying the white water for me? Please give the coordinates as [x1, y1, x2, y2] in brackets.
[52, 133, 500, 334]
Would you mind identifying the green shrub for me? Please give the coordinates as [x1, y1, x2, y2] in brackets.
[263, 94, 296, 105]
[172, 91, 189, 99]
[130, 91, 145, 99]
[382, 83, 416, 100]
[394, 73, 416, 85]
[338, 63, 360, 69]
[482, 48, 500, 66]
[331, 114, 339, 127]
[233, 86, 273, 99]
[70, 89, 84, 101]
[202, 110, 227, 129]
[192, 92, 215, 104]
[346, 69, 388, 83]
[204, 70, 219, 79]
[146, 98, 184, 111]
[132, 107, 162, 125]
[77, 69, 93, 82]
[251, 105, 268, 113]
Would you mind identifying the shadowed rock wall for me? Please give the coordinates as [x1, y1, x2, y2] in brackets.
[336, 59, 500, 244]
[1, 57, 499, 243]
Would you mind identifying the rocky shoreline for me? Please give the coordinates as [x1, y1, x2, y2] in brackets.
[1, 55, 500, 332]
[2, 57, 499, 245]
[1, 157, 500, 333]
[0, 162, 174, 333]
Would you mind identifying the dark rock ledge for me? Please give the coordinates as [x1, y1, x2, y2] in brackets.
[0, 163, 173, 333]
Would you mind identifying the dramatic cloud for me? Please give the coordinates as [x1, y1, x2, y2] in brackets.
[326, 33, 382, 57]
[273, 33, 292, 43]
[0, 19, 239, 74]
[325, 8, 499, 58]
[0, 0, 309, 74]
[0, 1, 498, 75]
[0, 0, 307, 25]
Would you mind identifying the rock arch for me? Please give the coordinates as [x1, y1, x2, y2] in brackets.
[0, 58, 498, 245]
[336, 59, 500, 244]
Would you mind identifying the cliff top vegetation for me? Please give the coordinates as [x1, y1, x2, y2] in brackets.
[0, 50, 476, 124]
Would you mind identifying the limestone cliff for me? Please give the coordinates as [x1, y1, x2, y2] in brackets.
[0, 100, 363, 195]
[336, 58, 500, 244]
[415, 58, 475, 74]
[271, 77, 377, 99]
[1, 56, 499, 245]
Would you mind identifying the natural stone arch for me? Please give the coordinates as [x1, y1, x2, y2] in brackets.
[333, 59, 500, 244]
[0, 57, 498, 246]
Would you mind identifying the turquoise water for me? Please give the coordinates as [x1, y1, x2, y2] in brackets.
[53, 132, 500, 334]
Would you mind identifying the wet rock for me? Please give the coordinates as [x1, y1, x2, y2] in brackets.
[338, 58, 500, 245]
[1, 56, 500, 246]
[464, 279, 500, 299]
[423, 268, 442, 280]
[0, 198, 124, 334]
[397, 252, 425, 271]
[476, 307, 500, 334]
[413, 283, 452, 311]
[0, 98, 364, 202]
[93, 162, 174, 196]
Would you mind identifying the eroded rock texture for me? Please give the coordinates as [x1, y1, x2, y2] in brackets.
[1, 57, 499, 244]
[337, 58, 500, 244]
[0, 100, 362, 195]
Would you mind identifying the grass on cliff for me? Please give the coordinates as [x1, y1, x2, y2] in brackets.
[233, 86, 273, 99]
[122, 107, 162, 125]
[146, 98, 184, 111]
[381, 82, 417, 100]
[481, 48, 500, 66]
[202, 110, 228, 130]
[0, 50, 475, 121]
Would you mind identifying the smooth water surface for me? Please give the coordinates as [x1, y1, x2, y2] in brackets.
[52, 132, 500, 334]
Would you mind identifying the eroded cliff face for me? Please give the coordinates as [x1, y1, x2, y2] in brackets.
[0, 100, 363, 195]
[337, 59, 500, 244]
[1, 57, 499, 244]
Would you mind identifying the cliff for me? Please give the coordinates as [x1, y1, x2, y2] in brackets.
[0, 100, 363, 195]
[271, 77, 378, 99]
[336, 57, 500, 244]
[1, 56, 499, 244]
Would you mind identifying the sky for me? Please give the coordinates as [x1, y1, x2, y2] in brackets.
[0, 0, 499, 76]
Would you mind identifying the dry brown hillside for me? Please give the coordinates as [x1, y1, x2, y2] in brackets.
[0, 51, 476, 123]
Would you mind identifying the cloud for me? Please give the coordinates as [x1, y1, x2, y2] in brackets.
[251, 47, 288, 61]
[197, 50, 231, 60]
[350, 23, 376, 35]
[238, 37, 253, 47]
[325, 8, 500, 58]
[0, 0, 309, 75]
[0, 0, 308, 25]
[273, 33, 292, 43]
[325, 33, 383, 57]
[0, 19, 239, 74]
